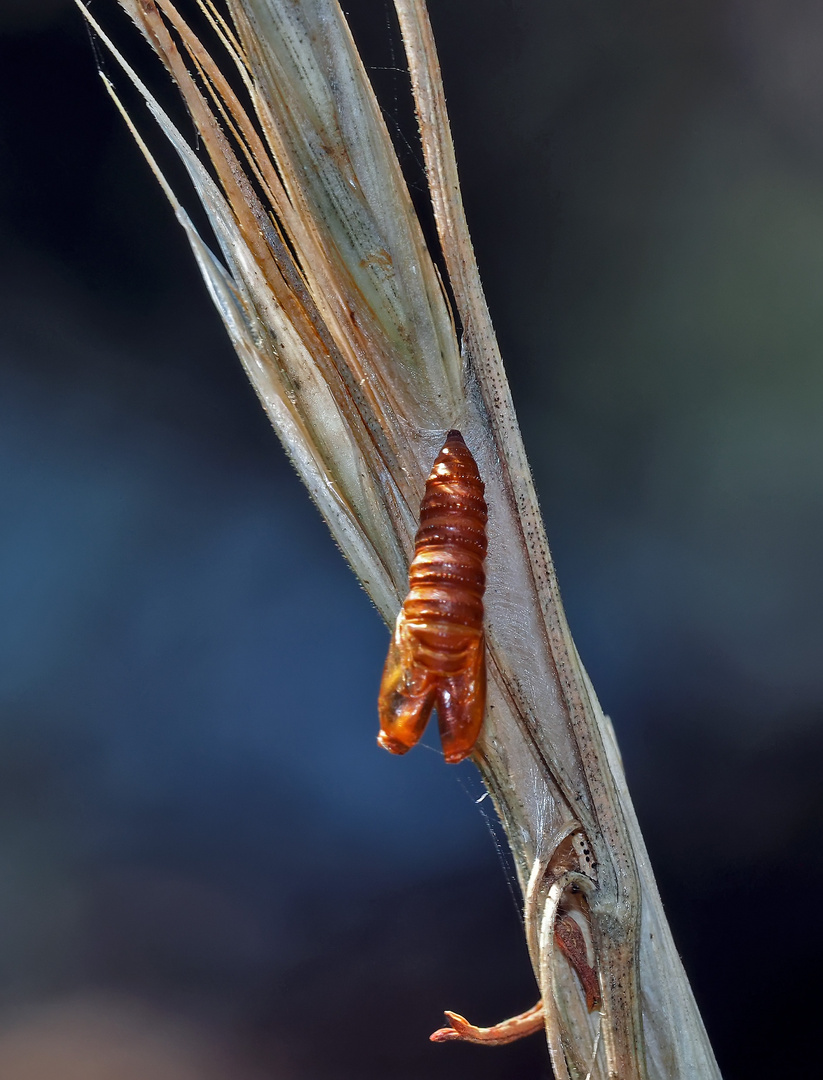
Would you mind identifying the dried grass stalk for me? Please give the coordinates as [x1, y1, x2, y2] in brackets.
[75, 2, 722, 1076]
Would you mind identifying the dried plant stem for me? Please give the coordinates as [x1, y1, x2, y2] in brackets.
[76, 2, 722, 1077]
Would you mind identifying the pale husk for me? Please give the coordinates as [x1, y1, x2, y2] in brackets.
[76, 2, 722, 1076]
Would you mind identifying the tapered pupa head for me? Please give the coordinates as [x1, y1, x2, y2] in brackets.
[429, 430, 481, 485]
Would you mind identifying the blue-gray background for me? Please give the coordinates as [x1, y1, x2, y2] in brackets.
[0, 2, 820, 1077]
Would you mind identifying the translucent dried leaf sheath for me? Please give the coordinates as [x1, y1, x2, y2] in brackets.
[77, 1, 722, 1077]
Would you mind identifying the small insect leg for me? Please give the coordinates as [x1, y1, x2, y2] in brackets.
[430, 1001, 544, 1046]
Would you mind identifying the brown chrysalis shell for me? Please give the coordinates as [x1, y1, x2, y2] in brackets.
[378, 430, 487, 763]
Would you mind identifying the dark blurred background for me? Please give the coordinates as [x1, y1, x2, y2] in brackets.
[1, 1, 821, 1077]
